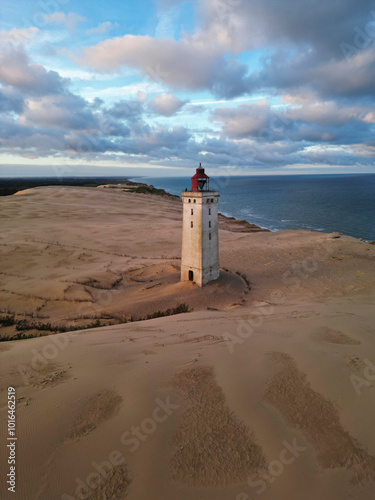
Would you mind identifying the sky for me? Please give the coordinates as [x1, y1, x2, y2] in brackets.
[1, 0, 375, 177]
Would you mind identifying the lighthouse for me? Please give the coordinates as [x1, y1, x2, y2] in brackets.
[181, 164, 220, 287]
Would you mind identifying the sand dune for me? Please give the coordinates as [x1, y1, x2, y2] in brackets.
[0, 186, 375, 499]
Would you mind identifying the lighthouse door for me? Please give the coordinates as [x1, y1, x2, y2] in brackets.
[188, 270, 194, 281]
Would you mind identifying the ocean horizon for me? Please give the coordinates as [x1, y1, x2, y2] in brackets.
[137, 173, 375, 242]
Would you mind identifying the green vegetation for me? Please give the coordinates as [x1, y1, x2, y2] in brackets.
[0, 177, 131, 197]
[123, 181, 179, 199]
[16, 320, 61, 332]
[0, 332, 37, 342]
[0, 315, 16, 327]
[145, 303, 189, 320]
[0, 303, 190, 341]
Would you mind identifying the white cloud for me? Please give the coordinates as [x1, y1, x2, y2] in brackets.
[80, 82, 164, 101]
[0, 44, 67, 96]
[86, 22, 115, 36]
[45, 12, 86, 30]
[211, 100, 272, 137]
[149, 93, 187, 116]
[75, 34, 250, 98]
[0, 27, 39, 45]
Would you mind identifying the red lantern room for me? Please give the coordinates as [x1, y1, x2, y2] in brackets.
[191, 163, 209, 192]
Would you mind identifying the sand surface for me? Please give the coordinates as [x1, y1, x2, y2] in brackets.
[0, 185, 375, 499]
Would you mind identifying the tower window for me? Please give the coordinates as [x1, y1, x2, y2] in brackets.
[211, 198, 214, 203]
[191, 221, 193, 228]
[191, 209, 193, 215]
[194, 199, 196, 203]
[209, 208, 211, 215]
[209, 221, 211, 228]
[209, 233, 211, 240]
[188, 199, 191, 203]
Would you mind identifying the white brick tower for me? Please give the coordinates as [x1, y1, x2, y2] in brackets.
[181, 164, 220, 287]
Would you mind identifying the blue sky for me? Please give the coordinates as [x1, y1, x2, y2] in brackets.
[1, 0, 375, 177]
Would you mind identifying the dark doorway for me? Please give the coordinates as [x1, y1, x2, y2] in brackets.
[188, 270, 194, 281]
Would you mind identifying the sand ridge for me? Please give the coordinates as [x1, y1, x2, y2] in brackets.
[318, 327, 361, 345]
[67, 390, 123, 440]
[265, 352, 375, 484]
[169, 365, 266, 487]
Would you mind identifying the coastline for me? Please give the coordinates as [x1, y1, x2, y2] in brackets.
[132, 175, 375, 242]
[100, 180, 270, 233]
[3, 175, 374, 240]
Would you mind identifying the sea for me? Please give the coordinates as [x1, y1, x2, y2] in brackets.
[136, 174, 375, 241]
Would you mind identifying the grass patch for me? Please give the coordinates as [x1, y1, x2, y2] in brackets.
[126, 183, 179, 199]
[0, 315, 16, 327]
[0, 332, 36, 342]
[0, 303, 190, 341]
[145, 303, 189, 320]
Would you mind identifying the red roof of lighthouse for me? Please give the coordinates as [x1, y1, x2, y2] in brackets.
[191, 163, 209, 191]
[192, 166, 209, 180]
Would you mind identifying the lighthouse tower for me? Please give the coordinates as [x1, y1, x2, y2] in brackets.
[181, 164, 220, 287]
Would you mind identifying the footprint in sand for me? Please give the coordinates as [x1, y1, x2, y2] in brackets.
[318, 327, 360, 345]
[66, 390, 123, 441]
[78, 464, 132, 500]
[169, 365, 266, 487]
[288, 310, 321, 319]
[265, 352, 375, 485]
[344, 355, 369, 372]
[15, 362, 70, 388]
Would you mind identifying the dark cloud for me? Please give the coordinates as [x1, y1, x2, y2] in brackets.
[247, 46, 375, 100]
[22, 93, 98, 130]
[107, 98, 144, 120]
[0, 44, 68, 97]
[0, 87, 24, 114]
[211, 99, 375, 146]
[196, 0, 373, 56]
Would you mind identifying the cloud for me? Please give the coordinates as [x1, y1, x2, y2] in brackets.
[107, 97, 145, 120]
[0, 32, 68, 97]
[0, 27, 39, 45]
[211, 100, 272, 138]
[86, 21, 115, 36]
[21, 94, 98, 130]
[1, 3, 375, 174]
[149, 93, 187, 116]
[45, 12, 86, 30]
[194, 0, 375, 100]
[80, 82, 164, 101]
[0, 87, 24, 114]
[210, 98, 375, 150]
[74, 0, 375, 102]
[0, 41, 68, 96]
[76, 34, 251, 98]
[283, 99, 375, 127]
[248, 46, 375, 100]
[194, 0, 374, 56]
[185, 104, 207, 114]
